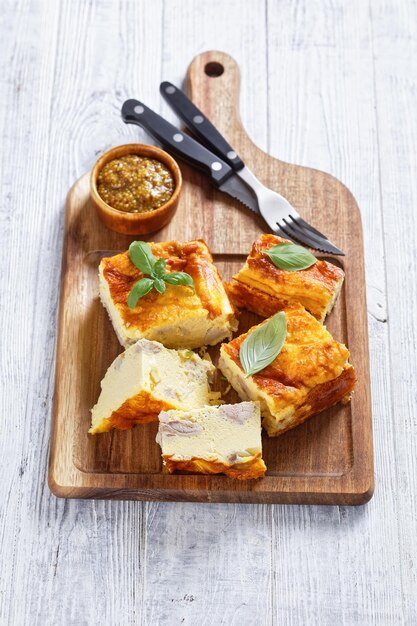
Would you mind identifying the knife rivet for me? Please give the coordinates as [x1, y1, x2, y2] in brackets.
[227, 151, 237, 159]
[193, 115, 204, 124]
[134, 105, 144, 115]
[173, 133, 183, 142]
[165, 86, 176, 94]
[211, 162, 222, 171]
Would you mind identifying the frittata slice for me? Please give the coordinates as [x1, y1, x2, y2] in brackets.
[89, 339, 216, 434]
[226, 234, 344, 323]
[218, 304, 356, 437]
[99, 239, 237, 349]
[156, 402, 266, 480]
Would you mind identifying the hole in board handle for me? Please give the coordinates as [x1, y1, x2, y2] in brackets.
[204, 62, 224, 77]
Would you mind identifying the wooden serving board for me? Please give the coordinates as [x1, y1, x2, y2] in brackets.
[49, 51, 373, 504]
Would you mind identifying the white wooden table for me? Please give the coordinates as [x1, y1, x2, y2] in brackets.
[1, 1, 416, 624]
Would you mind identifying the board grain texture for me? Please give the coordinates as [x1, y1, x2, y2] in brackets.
[1, 0, 416, 624]
[49, 51, 373, 505]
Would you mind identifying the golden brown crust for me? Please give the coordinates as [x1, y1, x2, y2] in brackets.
[263, 365, 356, 436]
[223, 305, 350, 388]
[220, 305, 356, 436]
[163, 454, 267, 480]
[89, 391, 176, 433]
[230, 234, 344, 321]
[101, 239, 234, 329]
[226, 278, 290, 318]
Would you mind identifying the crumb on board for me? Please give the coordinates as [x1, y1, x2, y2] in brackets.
[209, 390, 224, 405]
[198, 346, 213, 363]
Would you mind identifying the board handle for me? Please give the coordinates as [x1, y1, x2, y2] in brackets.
[186, 51, 244, 143]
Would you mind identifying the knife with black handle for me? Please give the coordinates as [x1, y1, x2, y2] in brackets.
[160, 81, 245, 171]
[158, 82, 344, 255]
[122, 99, 234, 187]
[121, 99, 259, 212]
[122, 97, 343, 254]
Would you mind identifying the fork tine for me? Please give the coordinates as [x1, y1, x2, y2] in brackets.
[276, 221, 307, 244]
[291, 215, 329, 240]
[276, 220, 309, 244]
[280, 224, 343, 255]
[277, 218, 344, 255]
[275, 225, 290, 239]
[281, 219, 326, 247]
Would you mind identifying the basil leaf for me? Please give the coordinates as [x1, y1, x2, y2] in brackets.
[239, 312, 287, 378]
[153, 277, 166, 294]
[152, 257, 167, 279]
[128, 241, 156, 275]
[264, 243, 316, 271]
[127, 277, 154, 308]
[163, 271, 195, 291]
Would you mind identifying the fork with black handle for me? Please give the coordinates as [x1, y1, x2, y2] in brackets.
[160, 82, 344, 256]
[121, 95, 343, 256]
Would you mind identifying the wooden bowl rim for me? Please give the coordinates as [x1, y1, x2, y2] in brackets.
[90, 143, 182, 225]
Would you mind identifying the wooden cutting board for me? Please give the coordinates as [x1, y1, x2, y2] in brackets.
[49, 51, 374, 504]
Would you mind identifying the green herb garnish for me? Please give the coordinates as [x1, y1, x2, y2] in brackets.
[263, 242, 316, 271]
[163, 271, 195, 288]
[127, 277, 154, 308]
[127, 241, 195, 308]
[239, 312, 287, 378]
[129, 240, 157, 275]
[152, 257, 167, 278]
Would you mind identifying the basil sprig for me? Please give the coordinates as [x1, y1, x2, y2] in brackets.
[239, 312, 287, 378]
[263, 242, 316, 271]
[163, 272, 195, 288]
[127, 241, 195, 308]
[127, 278, 154, 308]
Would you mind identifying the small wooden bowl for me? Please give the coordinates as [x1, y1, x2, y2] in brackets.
[90, 143, 182, 235]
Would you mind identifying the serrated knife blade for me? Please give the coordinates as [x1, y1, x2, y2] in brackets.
[218, 174, 259, 213]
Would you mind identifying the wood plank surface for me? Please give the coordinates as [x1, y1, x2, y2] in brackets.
[1, 0, 416, 624]
[49, 49, 373, 506]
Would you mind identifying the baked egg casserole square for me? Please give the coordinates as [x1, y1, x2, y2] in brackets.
[99, 239, 238, 349]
